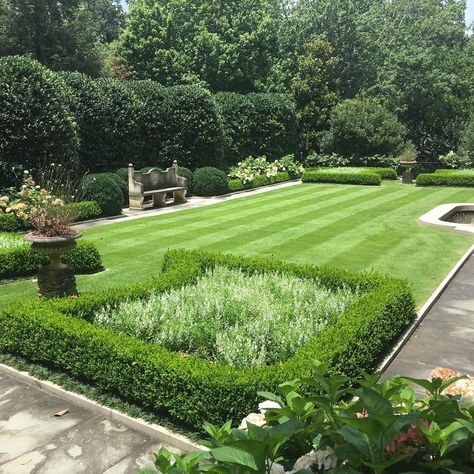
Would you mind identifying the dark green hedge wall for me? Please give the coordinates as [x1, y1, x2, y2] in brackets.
[216, 92, 298, 167]
[0, 56, 79, 187]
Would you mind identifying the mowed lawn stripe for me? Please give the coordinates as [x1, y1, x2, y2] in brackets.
[208, 185, 405, 256]
[85, 183, 338, 246]
[91, 185, 360, 260]
[259, 184, 416, 259]
[160, 185, 381, 253]
[324, 186, 463, 266]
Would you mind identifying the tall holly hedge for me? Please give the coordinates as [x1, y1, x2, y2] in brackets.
[0, 56, 79, 187]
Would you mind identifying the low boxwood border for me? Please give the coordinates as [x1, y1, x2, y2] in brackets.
[366, 167, 397, 180]
[228, 172, 293, 192]
[416, 170, 474, 187]
[0, 238, 103, 279]
[0, 249, 415, 429]
[302, 168, 382, 186]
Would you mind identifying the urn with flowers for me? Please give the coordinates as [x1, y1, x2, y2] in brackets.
[1, 170, 82, 298]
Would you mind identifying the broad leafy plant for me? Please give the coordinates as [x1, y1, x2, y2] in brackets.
[143, 362, 474, 473]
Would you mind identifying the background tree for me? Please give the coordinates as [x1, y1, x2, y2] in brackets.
[117, 0, 283, 92]
[324, 98, 406, 159]
[292, 39, 339, 154]
[0, 0, 124, 77]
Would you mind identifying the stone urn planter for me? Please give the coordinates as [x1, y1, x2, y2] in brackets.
[400, 160, 416, 184]
[25, 232, 81, 298]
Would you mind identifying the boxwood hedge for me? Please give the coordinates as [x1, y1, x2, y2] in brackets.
[228, 172, 292, 192]
[302, 168, 382, 186]
[0, 239, 103, 279]
[416, 170, 474, 187]
[0, 249, 415, 430]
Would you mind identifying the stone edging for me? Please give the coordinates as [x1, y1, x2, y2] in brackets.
[0, 362, 205, 453]
[418, 203, 474, 235]
[377, 243, 474, 373]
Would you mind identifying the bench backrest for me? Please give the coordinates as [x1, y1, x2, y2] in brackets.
[129, 161, 182, 194]
[137, 167, 178, 191]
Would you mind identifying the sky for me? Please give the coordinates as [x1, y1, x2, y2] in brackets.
[120, 0, 474, 25]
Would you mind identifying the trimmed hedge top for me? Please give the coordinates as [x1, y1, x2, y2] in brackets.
[0, 249, 415, 430]
[416, 169, 474, 187]
[302, 167, 382, 186]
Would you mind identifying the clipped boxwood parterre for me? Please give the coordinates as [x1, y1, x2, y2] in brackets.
[0, 239, 103, 279]
[0, 249, 415, 430]
[416, 169, 474, 187]
[302, 168, 382, 186]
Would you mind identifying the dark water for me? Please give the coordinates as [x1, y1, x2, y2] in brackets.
[444, 211, 474, 225]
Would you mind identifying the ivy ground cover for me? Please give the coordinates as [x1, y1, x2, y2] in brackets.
[0, 181, 473, 308]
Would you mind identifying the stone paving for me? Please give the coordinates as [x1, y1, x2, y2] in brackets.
[0, 372, 179, 474]
[385, 252, 474, 379]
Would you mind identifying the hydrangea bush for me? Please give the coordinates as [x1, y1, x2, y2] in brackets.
[144, 363, 474, 474]
[229, 155, 303, 185]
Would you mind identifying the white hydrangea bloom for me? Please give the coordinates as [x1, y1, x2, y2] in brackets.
[258, 400, 280, 413]
[269, 462, 286, 474]
[238, 412, 266, 429]
[291, 448, 338, 472]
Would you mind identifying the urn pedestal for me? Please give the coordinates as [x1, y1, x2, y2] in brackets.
[400, 160, 416, 184]
[25, 232, 81, 298]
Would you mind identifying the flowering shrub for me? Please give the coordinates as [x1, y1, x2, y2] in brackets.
[229, 155, 303, 184]
[145, 362, 474, 473]
[438, 150, 472, 169]
[0, 172, 77, 236]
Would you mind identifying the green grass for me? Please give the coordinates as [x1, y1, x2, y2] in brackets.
[0, 181, 472, 307]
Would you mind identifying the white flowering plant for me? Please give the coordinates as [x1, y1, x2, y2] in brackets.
[142, 362, 474, 473]
[0, 169, 79, 237]
[229, 155, 303, 184]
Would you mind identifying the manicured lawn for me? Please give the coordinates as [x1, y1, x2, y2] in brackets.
[0, 181, 472, 308]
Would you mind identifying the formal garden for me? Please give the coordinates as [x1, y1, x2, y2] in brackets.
[1, 0, 474, 472]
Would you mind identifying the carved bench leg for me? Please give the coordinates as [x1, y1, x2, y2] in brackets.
[174, 189, 187, 204]
[129, 195, 145, 210]
[153, 193, 166, 207]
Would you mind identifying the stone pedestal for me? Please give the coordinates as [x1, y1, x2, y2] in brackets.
[25, 232, 81, 298]
[400, 160, 416, 184]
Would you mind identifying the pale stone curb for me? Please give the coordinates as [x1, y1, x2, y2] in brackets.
[418, 203, 474, 235]
[0, 362, 205, 453]
[377, 244, 474, 373]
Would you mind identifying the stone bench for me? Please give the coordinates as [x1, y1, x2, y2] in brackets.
[128, 161, 187, 210]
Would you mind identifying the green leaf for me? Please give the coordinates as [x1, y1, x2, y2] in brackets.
[210, 446, 259, 471]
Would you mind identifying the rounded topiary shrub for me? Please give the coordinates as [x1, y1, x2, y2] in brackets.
[178, 167, 194, 196]
[324, 98, 406, 158]
[80, 174, 123, 216]
[0, 56, 79, 186]
[114, 168, 129, 182]
[104, 172, 128, 207]
[193, 167, 229, 196]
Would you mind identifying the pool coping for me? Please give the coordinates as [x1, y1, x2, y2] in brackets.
[377, 243, 474, 373]
[418, 203, 474, 235]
